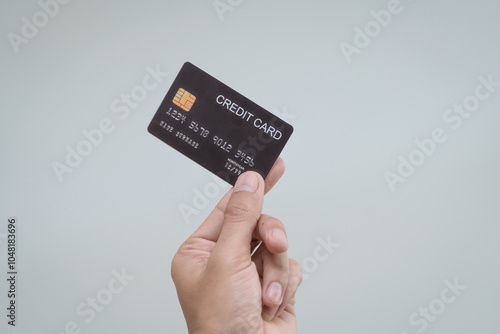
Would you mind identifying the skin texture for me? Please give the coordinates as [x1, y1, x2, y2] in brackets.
[171, 158, 302, 334]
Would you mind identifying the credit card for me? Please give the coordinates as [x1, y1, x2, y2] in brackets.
[148, 62, 294, 185]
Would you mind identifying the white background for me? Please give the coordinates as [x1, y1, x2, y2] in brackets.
[1, 0, 499, 333]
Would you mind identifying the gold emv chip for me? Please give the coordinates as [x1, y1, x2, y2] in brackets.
[173, 88, 196, 111]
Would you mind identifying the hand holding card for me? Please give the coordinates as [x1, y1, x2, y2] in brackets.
[171, 162, 302, 333]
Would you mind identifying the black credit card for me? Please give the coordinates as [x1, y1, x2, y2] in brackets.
[148, 62, 294, 185]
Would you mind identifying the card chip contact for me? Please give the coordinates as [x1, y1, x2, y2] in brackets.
[173, 88, 196, 111]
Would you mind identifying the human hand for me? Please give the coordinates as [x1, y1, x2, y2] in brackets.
[171, 158, 302, 334]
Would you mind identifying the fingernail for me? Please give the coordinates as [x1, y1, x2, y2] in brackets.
[262, 313, 273, 322]
[262, 306, 279, 322]
[266, 282, 283, 305]
[234, 172, 259, 193]
[270, 229, 288, 248]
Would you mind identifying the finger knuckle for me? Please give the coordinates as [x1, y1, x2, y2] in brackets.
[259, 214, 272, 221]
[259, 215, 284, 229]
[274, 260, 290, 274]
[289, 259, 303, 284]
[225, 200, 253, 220]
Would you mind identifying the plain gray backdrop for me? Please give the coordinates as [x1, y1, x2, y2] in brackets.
[1, 0, 499, 333]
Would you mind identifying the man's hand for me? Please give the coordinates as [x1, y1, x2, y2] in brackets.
[171, 158, 302, 333]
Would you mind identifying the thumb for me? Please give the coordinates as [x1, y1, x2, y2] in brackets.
[214, 171, 265, 259]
